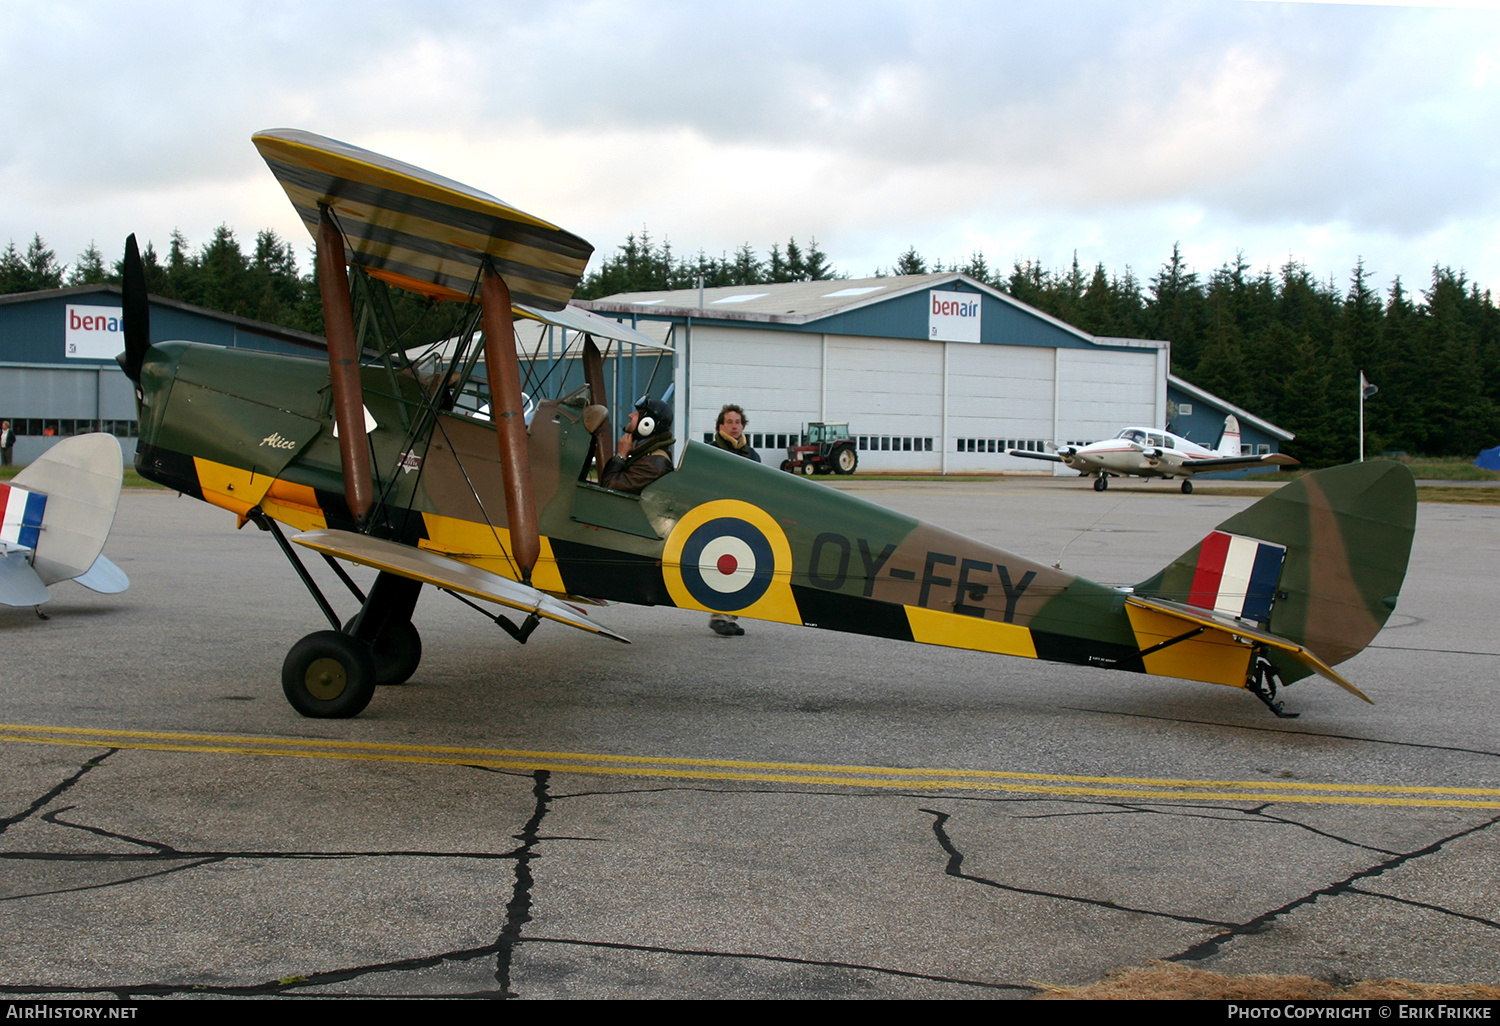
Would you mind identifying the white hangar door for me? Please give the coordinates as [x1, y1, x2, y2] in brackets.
[946, 343, 1055, 472]
[688, 325, 822, 459]
[1056, 348, 1159, 447]
[824, 335, 943, 472]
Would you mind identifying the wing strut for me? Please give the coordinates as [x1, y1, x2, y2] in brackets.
[480, 266, 540, 582]
[582, 336, 612, 457]
[317, 208, 376, 524]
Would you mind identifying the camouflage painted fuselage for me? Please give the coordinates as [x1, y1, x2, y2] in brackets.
[135, 341, 1416, 699]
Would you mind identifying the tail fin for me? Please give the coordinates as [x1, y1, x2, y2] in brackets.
[1216, 414, 1242, 456]
[12, 433, 127, 588]
[1134, 460, 1416, 685]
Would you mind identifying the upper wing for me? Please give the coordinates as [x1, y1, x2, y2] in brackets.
[253, 128, 593, 310]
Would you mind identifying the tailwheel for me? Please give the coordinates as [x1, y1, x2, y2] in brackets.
[372, 620, 422, 686]
[1246, 654, 1299, 718]
[282, 631, 377, 718]
[1181, 479, 1194, 494]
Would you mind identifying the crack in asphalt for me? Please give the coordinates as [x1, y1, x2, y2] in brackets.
[0, 940, 510, 999]
[1060, 706, 1500, 760]
[1168, 813, 1500, 962]
[494, 770, 550, 999]
[1240, 805, 1400, 856]
[921, 807, 1234, 928]
[0, 748, 116, 836]
[517, 936, 1035, 994]
[1341, 887, 1500, 930]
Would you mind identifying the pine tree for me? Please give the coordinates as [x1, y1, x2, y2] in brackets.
[802, 238, 833, 281]
[893, 247, 927, 276]
[67, 241, 110, 286]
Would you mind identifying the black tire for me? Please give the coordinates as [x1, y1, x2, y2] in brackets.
[1093, 475, 1107, 492]
[282, 631, 377, 718]
[1181, 479, 1194, 494]
[833, 445, 858, 475]
[372, 621, 422, 686]
[780, 460, 794, 473]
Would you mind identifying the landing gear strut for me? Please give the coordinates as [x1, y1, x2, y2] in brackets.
[258, 513, 425, 717]
[1247, 654, 1299, 718]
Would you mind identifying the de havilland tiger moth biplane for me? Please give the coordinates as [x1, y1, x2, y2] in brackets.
[118, 129, 1417, 720]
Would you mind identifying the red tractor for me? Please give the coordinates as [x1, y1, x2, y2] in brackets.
[780, 422, 858, 476]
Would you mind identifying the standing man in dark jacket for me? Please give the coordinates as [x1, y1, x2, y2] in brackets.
[706, 404, 759, 636]
[0, 421, 13, 467]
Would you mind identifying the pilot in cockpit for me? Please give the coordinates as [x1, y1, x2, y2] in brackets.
[598, 396, 675, 495]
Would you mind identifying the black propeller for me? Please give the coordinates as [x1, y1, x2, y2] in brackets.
[119, 234, 151, 384]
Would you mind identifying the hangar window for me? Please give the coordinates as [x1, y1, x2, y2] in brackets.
[13, 418, 136, 438]
[1241, 445, 1253, 456]
[1258, 444, 1270, 455]
[1178, 403, 1193, 415]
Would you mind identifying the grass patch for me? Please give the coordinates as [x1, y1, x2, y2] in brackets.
[1396, 455, 1500, 481]
[1, 464, 163, 489]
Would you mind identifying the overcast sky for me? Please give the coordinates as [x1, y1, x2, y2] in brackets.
[2, 0, 1496, 299]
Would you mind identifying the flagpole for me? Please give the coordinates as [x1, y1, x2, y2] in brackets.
[1359, 371, 1365, 462]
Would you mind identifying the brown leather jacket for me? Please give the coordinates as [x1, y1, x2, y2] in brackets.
[599, 451, 673, 494]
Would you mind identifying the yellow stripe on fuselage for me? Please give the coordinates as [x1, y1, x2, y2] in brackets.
[904, 605, 1038, 658]
[418, 512, 567, 595]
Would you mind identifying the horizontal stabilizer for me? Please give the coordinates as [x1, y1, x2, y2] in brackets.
[0, 549, 50, 607]
[292, 529, 628, 643]
[74, 554, 130, 595]
[1126, 595, 1370, 702]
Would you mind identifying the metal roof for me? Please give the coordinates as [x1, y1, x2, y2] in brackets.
[0, 284, 328, 350]
[579, 273, 1161, 352]
[514, 302, 671, 351]
[1168, 373, 1294, 441]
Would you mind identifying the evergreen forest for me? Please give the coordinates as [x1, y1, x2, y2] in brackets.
[5, 228, 1497, 466]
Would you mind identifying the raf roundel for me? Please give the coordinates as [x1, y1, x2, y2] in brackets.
[678, 517, 775, 611]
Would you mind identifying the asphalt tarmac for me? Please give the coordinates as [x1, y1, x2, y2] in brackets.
[2, 478, 1496, 999]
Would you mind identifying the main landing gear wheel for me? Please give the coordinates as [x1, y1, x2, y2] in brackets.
[282, 631, 376, 718]
[1180, 479, 1194, 494]
[1093, 475, 1108, 491]
[371, 621, 422, 686]
[834, 446, 858, 474]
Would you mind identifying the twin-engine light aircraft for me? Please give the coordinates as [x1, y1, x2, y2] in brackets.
[1009, 417, 1299, 492]
[120, 129, 1416, 720]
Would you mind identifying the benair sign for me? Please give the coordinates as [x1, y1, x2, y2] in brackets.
[64, 305, 125, 360]
[928, 290, 981, 343]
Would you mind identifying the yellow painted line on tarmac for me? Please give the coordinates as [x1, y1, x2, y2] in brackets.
[2, 723, 1498, 809]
